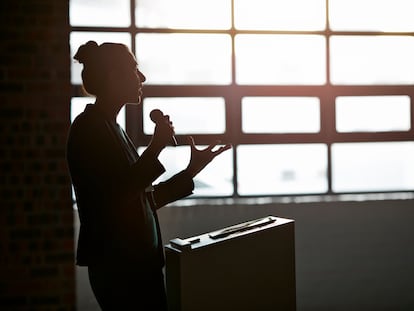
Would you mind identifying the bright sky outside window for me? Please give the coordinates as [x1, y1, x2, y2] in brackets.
[234, 0, 326, 31]
[329, 0, 414, 32]
[330, 36, 414, 85]
[136, 33, 232, 85]
[143, 97, 226, 135]
[332, 142, 414, 192]
[70, 0, 131, 27]
[242, 97, 320, 133]
[235, 35, 326, 85]
[335, 96, 411, 133]
[237, 144, 328, 195]
[135, 0, 231, 29]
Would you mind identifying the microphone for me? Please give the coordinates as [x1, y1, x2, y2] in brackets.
[150, 109, 178, 146]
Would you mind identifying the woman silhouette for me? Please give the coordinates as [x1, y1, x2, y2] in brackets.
[66, 41, 231, 310]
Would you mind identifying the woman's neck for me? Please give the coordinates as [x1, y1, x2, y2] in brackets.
[95, 97, 123, 122]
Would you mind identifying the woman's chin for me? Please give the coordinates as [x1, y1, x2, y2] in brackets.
[126, 96, 142, 105]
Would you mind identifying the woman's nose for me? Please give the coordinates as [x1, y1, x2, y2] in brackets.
[137, 70, 146, 82]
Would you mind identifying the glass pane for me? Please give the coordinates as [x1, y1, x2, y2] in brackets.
[332, 142, 414, 192]
[235, 0, 326, 31]
[71, 97, 126, 129]
[235, 35, 326, 85]
[69, 0, 130, 27]
[242, 97, 320, 133]
[237, 144, 328, 195]
[330, 36, 414, 85]
[138, 146, 233, 196]
[336, 96, 411, 133]
[329, 0, 414, 32]
[136, 34, 231, 85]
[70, 32, 131, 84]
[135, 0, 231, 29]
[143, 97, 226, 134]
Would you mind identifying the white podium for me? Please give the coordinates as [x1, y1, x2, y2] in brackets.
[164, 216, 296, 311]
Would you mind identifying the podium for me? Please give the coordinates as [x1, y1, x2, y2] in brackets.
[164, 216, 296, 311]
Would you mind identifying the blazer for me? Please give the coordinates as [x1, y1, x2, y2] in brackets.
[66, 104, 194, 267]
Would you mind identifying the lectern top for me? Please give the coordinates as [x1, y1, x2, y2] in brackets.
[166, 215, 294, 252]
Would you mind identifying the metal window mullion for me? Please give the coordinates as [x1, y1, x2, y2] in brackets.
[325, 0, 333, 194]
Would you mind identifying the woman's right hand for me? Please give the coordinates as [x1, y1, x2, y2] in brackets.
[147, 114, 175, 156]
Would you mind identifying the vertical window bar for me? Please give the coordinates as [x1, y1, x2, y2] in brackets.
[325, 0, 333, 194]
[230, 0, 239, 196]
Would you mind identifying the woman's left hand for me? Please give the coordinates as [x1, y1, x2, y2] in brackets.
[185, 136, 232, 178]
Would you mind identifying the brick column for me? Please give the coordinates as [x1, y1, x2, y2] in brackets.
[0, 1, 75, 309]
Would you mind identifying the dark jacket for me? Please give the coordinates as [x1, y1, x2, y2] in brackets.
[66, 104, 194, 267]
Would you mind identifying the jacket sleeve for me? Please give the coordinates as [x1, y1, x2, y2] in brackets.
[68, 113, 165, 205]
[127, 150, 165, 190]
[147, 170, 194, 210]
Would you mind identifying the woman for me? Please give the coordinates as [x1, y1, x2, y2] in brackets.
[66, 41, 231, 310]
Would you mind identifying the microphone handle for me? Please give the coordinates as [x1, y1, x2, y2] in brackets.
[150, 109, 178, 146]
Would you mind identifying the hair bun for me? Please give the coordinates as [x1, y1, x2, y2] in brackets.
[74, 40, 99, 65]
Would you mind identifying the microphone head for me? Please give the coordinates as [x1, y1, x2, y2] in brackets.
[150, 109, 163, 123]
[149, 108, 178, 146]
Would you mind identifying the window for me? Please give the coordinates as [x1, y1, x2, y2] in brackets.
[70, 0, 414, 198]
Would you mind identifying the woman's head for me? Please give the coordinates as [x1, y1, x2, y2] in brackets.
[74, 41, 145, 102]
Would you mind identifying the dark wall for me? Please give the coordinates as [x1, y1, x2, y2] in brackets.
[0, 1, 74, 310]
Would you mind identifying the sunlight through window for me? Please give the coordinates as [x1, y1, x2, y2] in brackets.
[235, 0, 326, 30]
[336, 96, 411, 133]
[135, 0, 231, 29]
[136, 33, 232, 85]
[70, 0, 130, 27]
[235, 35, 326, 85]
[242, 97, 320, 133]
[329, 0, 414, 32]
[237, 144, 328, 195]
[332, 142, 414, 192]
[330, 36, 414, 85]
[70, 0, 414, 198]
[142, 97, 226, 134]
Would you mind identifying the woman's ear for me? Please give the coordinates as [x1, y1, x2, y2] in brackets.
[101, 70, 119, 96]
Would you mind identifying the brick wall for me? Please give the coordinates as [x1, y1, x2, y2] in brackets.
[0, 1, 75, 310]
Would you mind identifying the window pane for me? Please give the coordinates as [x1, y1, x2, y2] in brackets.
[242, 97, 320, 133]
[336, 96, 411, 133]
[70, 32, 131, 84]
[329, 0, 414, 32]
[143, 97, 226, 134]
[235, 35, 326, 85]
[136, 34, 231, 85]
[138, 146, 233, 196]
[237, 144, 328, 195]
[332, 142, 414, 192]
[235, 0, 326, 31]
[69, 0, 130, 27]
[71, 97, 126, 129]
[330, 36, 414, 85]
[135, 0, 231, 29]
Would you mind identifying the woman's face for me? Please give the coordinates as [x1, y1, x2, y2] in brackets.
[121, 62, 146, 105]
[111, 52, 146, 105]
[134, 68, 146, 104]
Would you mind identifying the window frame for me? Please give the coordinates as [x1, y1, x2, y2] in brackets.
[70, 0, 414, 199]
